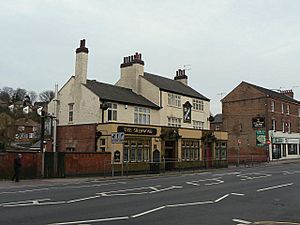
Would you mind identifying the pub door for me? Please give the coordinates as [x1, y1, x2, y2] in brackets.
[164, 141, 176, 170]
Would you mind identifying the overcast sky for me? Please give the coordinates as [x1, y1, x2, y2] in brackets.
[1, 0, 300, 114]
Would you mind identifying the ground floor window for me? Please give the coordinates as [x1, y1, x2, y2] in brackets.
[123, 138, 151, 162]
[181, 139, 199, 161]
[215, 142, 227, 160]
[288, 144, 297, 155]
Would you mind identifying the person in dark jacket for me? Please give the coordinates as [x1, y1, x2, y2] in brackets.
[11, 154, 22, 182]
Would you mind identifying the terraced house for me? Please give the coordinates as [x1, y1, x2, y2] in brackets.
[48, 40, 227, 173]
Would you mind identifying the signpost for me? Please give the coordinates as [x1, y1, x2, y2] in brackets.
[111, 132, 125, 176]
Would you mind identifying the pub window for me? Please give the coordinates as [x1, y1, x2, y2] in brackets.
[123, 139, 150, 162]
[134, 107, 150, 125]
[193, 120, 204, 129]
[182, 140, 199, 161]
[68, 103, 74, 122]
[99, 138, 106, 152]
[192, 99, 204, 111]
[108, 103, 117, 121]
[168, 93, 181, 107]
[168, 117, 181, 127]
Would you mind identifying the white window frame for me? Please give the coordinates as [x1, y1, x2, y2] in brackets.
[282, 121, 285, 132]
[168, 93, 181, 107]
[271, 101, 275, 112]
[107, 103, 117, 121]
[168, 117, 181, 127]
[193, 120, 204, 129]
[134, 107, 150, 125]
[271, 119, 276, 131]
[281, 103, 284, 114]
[193, 99, 204, 111]
[298, 108, 300, 117]
[68, 103, 74, 123]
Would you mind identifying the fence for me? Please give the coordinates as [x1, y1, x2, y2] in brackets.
[227, 154, 268, 167]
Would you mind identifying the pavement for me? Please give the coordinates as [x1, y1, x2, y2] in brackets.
[1, 158, 299, 188]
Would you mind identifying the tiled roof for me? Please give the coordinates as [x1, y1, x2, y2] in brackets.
[143, 72, 210, 101]
[243, 82, 300, 104]
[212, 113, 222, 123]
[84, 80, 160, 109]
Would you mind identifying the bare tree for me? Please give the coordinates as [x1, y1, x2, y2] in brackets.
[39, 90, 55, 103]
[13, 88, 27, 102]
[28, 91, 38, 103]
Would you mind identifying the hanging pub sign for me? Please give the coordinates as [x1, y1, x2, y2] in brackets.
[117, 126, 157, 135]
[256, 130, 266, 147]
[183, 101, 192, 123]
[252, 117, 265, 128]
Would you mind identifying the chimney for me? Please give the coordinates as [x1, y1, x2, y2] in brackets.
[174, 69, 188, 85]
[75, 39, 89, 84]
[117, 52, 144, 93]
[280, 89, 294, 98]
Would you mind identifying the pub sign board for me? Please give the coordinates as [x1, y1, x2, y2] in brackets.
[118, 126, 157, 135]
[252, 117, 265, 128]
[183, 101, 192, 123]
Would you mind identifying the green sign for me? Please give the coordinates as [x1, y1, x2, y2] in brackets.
[256, 130, 266, 147]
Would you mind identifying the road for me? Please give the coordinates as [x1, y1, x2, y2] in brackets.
[1, 162, 300, 225]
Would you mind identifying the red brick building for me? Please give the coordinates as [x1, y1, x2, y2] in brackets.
[222, 81, 300, 163]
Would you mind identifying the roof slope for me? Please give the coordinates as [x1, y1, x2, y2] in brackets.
[143, 72, 210, 101]
[243, 81, 300, 104]
[211, 113, 222, 124]
[84, 80, 160, 109]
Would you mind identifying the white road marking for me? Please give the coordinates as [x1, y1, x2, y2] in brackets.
[238, 173, 271, 181]
[283, 170, 300, 175]
[213, 172, 240, 176]
[186, 177, 224, 186]
[214, 194, 229, 203]
[131, 206, 166, 218]
[0, 198, 50, 206]
[257, 183, 294, 192]
[149, 185, 183, 193]
[67, 195, 100, 203]
[232, 218, 252, 224]
[167, 201, 214, 207]
[50, 192, 245, 224]
[231, 193, 245, 196]
[48, 216, 129, 225]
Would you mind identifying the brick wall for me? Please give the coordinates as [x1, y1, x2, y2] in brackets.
[64, 152, 111, 176]
[57, 124, 97, 152]
[0, 151, 42, 179]
[223, 83, 268, 162]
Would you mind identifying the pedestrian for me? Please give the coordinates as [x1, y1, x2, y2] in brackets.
[11, 153, 22, 182]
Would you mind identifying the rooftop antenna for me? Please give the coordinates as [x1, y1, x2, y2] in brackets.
[183, 64, 191, 71]
[217, 92, 226, 99]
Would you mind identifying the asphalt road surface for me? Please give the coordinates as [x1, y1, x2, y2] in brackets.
[1, 162, 300, 225]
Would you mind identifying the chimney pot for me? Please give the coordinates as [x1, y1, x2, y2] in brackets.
[80, 39, 86, 48]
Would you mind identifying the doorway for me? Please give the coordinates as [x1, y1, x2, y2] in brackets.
[164, 141, 176, 170]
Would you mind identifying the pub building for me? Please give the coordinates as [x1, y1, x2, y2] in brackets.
[48, 39, 228, 173]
